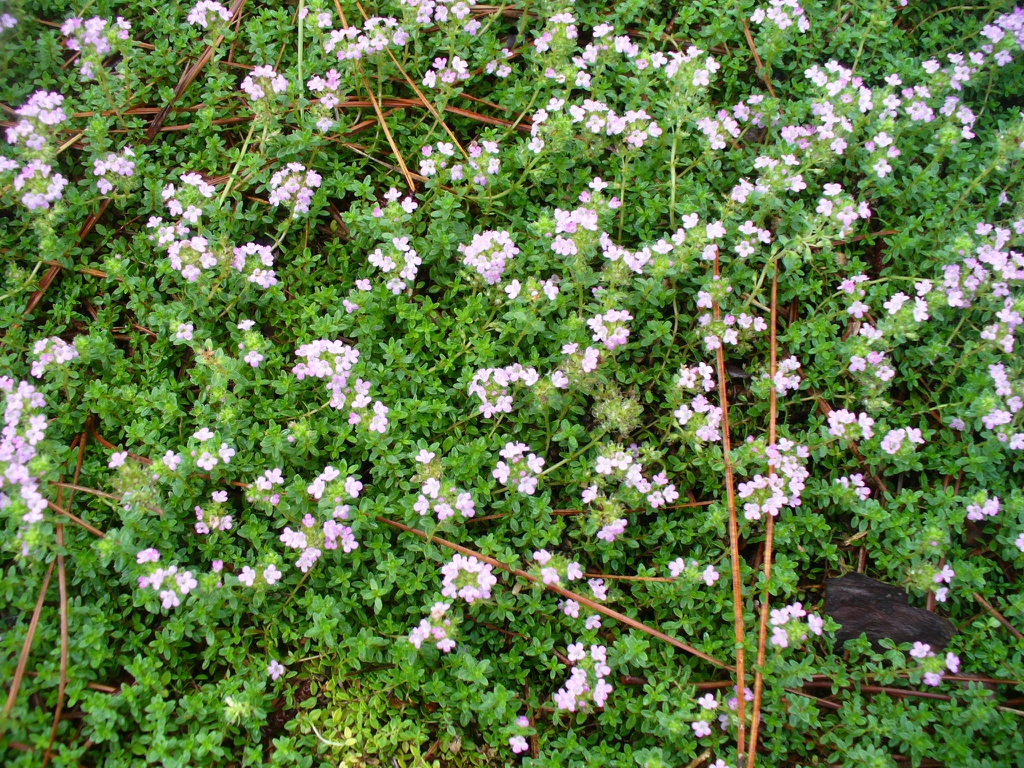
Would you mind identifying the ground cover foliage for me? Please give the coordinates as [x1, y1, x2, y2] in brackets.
[2, 0, 1024, 765]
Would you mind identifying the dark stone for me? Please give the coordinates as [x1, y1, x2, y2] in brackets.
[823, 573, 957, 650]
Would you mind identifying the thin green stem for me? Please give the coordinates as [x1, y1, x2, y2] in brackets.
[217, 122, 258, 209]
[541, 432, 607, 477]
[297, 0, 305, 89]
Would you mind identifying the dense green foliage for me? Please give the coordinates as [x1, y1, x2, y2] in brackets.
[2, 0, 1024, 766]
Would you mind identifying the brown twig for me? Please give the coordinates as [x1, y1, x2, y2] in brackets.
[41, 525, 69, 768]
[748, 266, 778, 767]
[375, 516, 734, 670]
[46, 500, 106, 539]
[740, 19, 777, 99]
[146, 0, 247, 140]
[712, 255, 748, 760]
[24, 199, 112, 317]
[24, 672, 118, 694]
[359, 75, 415, 192]
[445, 104, 531, 131]
[973, 592, 1024, 641]
[2, 561, 55, 719]
[354, 1, 466, 157]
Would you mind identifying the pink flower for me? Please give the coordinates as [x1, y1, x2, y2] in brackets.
[268, 660, 286, 680]
[263, 564, 282, 585]
[910, 641, 932, 659]
[697, 693, 718, 710]
[692, 720, 712, 737]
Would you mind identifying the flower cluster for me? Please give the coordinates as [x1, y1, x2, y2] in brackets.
[187, 1, 232, 29]
[772, 356, 802, 395]
[599, 229, 666, 276]
[5, 91, 67, 153]
[148, 171, 275, 284]
[696, 110, 742, 151]
[737, 473, 789, 521]
[401, 0, 478, 28]
[247, 467, 285, 506]
[674, 362, 723, 444]
[769, 602, 824, 648]
[368, 236, 421, 294]
[371, 186, 420, 220]
[492, 442, 544, 495]
[409, 601, 457, 652]
[194, 491, 233, 534]
[843, 323, 903, 404]
[548, 200, 606, 257]
[8, 160, 68, 211]
[662, 45, 721, 91]
[468, 364, 539, 417]
[827, 409, 875, 441]
[908, 562, 956, 603]
[582, 447, 679, 541]
[292, 340, 389, 432]
[504, 275, 560, 302]
[306, 69, 343, 131]
[696, 307, 768, 352]
[187, 427, 236, 472]
[421, 140, 501, 187]
[268, 163, 321, 217]
[750, 0, 809, 33]
[553, 643, 612, 711]
[92, 148, 136, 194]
[880, 426, 926, 456]
[232, 242, 278, 288]
[980, 364, 1024, 447]
[422, 55, 470, 88]
[324, 17, 409, 61]
[507, 716, 531, 754]
[534, 12, 577, 53]
[730, 147, 808, 203]
[441, 554, 496, 603]
[280, 467, 363, 570]
[237, 562, 283, 587]
[240, 65, 289, 101]
[61, 15, 132, 80]
[484, 49, 513, 78]
[566, 100, 662, 149]
[413, 450, 476, 522]
[558, 577, 607, 629]
[532, 549, 583, 586]
[137, 552, 199, 610]
[30, 337, 79, 377]
[690, 692, 721, 737]
[835, 473, 871, 502]
[0, 379, 49, 557]
[668, 558, 721, 586]
[813, 184, 872, 238]
[966, 491, 1000, 522]
[910, 642, 961, 686]
[587, 310, 633, 350]
[746, 438, 812, 517]
[551, 343, 601, 389]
